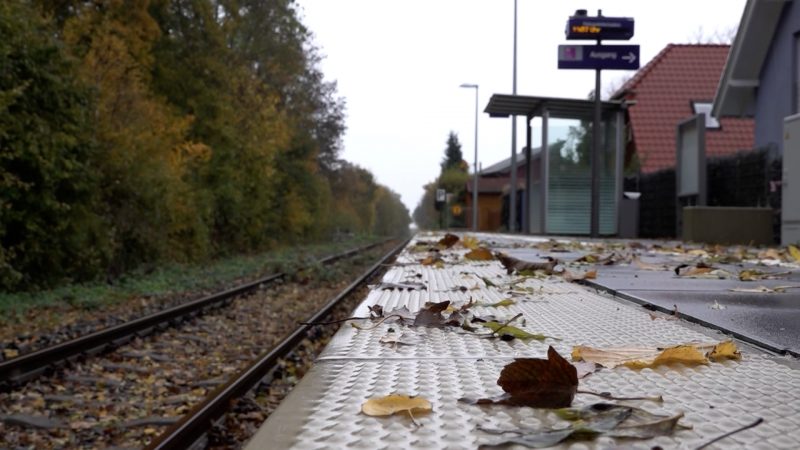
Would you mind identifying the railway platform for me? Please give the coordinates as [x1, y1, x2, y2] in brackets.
[245, 232, 800, 449]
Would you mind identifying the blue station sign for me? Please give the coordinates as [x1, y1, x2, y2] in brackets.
[558, 44, 640, 70]
[566, 16, 634, 41]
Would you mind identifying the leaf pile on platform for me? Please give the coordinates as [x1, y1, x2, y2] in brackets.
[571, 340, 741, 369]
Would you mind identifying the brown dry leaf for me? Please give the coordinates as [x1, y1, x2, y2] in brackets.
[562, 269, 597, 282]
[574, 254, 601, 263]
[470, 346, 578, 408]
[675, 264, 733, 279]
[413, 300, 451, 327]
[633, 256, 667, 271]
[3, 348, 19, 359]
[421, 255, 444, 267]
[738, 269, 790, 281]
[572, 340, 741, 369]
[758, 248, 782, 260]
[464, 247, 494, 261]
[497, 253, 557, 275]
[437, 233, 459, 249]
[361, 394, 432, 418]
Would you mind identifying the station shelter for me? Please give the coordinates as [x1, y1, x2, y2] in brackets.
[483, 94, 629, 236]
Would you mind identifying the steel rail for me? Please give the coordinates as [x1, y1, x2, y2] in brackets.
[145, 238, 408, 450]
[0, 239, 391, 387]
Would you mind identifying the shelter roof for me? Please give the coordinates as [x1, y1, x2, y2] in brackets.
[484, 94, 627, 119]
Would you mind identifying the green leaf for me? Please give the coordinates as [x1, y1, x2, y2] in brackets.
[478, 299, 515, 308]
[481, 321, 550, 341]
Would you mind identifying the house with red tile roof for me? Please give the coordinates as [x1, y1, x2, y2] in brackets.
[612, 44, 754, 174]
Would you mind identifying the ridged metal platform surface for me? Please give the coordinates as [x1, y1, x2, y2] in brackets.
[246, 233, 800, 449]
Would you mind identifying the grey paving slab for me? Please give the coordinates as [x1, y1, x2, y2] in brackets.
[607, 290, 800, 356]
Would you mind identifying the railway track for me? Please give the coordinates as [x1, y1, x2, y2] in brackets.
[147, 238, 407, 449]
[0, 240, 388, 389]
[0, 239, 402, 449]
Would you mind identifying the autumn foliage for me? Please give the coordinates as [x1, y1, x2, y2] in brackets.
[0, 0, 410, 290]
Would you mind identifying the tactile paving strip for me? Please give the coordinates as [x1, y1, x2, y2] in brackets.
[246, 234, 800, 449]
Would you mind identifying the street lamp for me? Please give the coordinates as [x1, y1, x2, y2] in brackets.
[460, 83, 479, 231]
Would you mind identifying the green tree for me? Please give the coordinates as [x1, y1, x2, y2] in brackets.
[0, 0, 108, 289]
[441, 131, 465, 171]
[372, 186, 411, 237]
[63, 0, 213, 271]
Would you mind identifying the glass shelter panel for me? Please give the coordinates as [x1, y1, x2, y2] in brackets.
[545, 117, 617, 235]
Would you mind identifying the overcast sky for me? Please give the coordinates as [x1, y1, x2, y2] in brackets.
[294, 0, 746, 213]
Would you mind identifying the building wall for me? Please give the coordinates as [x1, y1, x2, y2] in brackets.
[755, 1, 800, 152]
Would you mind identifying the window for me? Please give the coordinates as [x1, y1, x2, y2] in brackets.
[692, 101, 721, 129]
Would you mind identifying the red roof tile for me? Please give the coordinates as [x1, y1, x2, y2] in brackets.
[614, 45, 754, 173]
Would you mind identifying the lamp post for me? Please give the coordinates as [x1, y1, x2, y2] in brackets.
[509, 0, 519, 232]
[460, 83, 479, 231]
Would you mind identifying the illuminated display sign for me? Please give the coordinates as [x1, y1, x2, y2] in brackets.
[566, 16, 634, 40]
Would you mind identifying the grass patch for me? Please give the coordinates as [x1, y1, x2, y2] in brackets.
[0, 236, 378, 323]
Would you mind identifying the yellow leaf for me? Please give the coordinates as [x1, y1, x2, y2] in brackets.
[361, 394, 432, 418]
[464, 247, 494, 261]
[572, 340, 741, 369]
[789, 245, 800, 262]
[461, 235, 480, 250]
[624, 345, 707, 369]
[708, 340, 742, 362]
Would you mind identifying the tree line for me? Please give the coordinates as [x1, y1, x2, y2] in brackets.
[0, 0, 410, 291]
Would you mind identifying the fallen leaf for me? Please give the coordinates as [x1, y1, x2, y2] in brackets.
[413, 301, 450, 327]
[573, 361, 600, 379]
[574, 254, 601, 263]
[562, 268, 597, 282]
[361, 394, 432, 418]
[707, 340, 741, 362]
[421, 255, 444, 267]
[3, 348, 19, 359]
[709, 300, 727, 310]
[729, 285, 800, 293]
[478, 299, 515, 308]
[738, 269, 790, 281]
[675, 264, 733, 279]
[789, 245, 800, 262]
[497, 254, 557, 275]
[437, 233, 460, 249]
[480, 403, 684, 448]
[465, 247, 494, 261]
[758, 248, 782, 260]
[633, 256, 667, 271]
[572, 340, 741, 369]
[481, 276, 498, 288]
[481, 321, 550, 341]
[379, 331, 418, 346]
[461, 235, 480, 250]
[462, 346, 577, 408]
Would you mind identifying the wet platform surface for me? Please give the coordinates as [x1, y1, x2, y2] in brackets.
[502, 243, 800, 356]
[246, 232, 800, 449]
